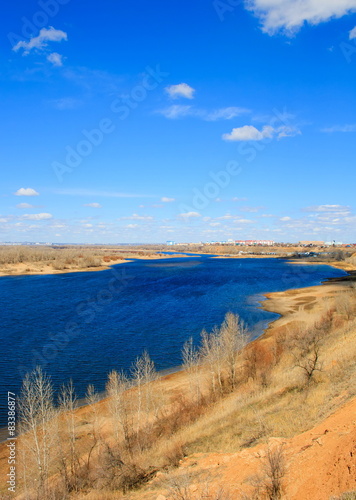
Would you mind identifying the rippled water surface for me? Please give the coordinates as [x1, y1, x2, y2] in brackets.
[0, 255, 346, 425]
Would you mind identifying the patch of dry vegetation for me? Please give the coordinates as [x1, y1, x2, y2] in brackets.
[0, 245, 167, 275]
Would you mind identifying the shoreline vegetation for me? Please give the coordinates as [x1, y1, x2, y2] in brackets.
[0, 246, 355, 499]
[0, 245, 194, 277]
[0, 243, 355, 277]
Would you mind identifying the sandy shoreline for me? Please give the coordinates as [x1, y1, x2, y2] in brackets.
[0, 253, 196, 277]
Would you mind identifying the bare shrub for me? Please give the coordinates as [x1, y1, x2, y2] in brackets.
[263, 445, 286, 499]
[244, 342, 273, 386]
[291, 322, 326, 385]
[335, 292, 355, 321]
[163, 440, 185, 467]
[330, 492, 356, 500]
[166, 472, 233, 500]
[249, 444, 286, 500]
[165, 472, 195, 500]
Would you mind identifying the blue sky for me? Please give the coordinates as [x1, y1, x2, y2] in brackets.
[1, 0, 356, 243]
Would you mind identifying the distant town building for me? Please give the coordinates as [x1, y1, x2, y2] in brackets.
[235, 240, 275, 246]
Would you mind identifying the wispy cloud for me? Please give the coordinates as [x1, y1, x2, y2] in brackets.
[158, 105, 192, 119]
[321, 124, 356, 133]
[350, 26, 356, 39]
[165, 83, 195, 99]
[240, 206, 263, 213]
[83, 203, 102, 208]
[14, 188, 39, 196]
[161, 197, 175, 202]
[222, 124, 300, 141]
[55, 189, 153, 198]
[303, 204, 351, 216]
[179, 211, 201, 218]
[22, 213, 53, 220]
[16, 203, 36, 209]
[13, 27, 67, 55]
[157, 105, 249, 121]
[205, 107, 250, 121]
[48, 98, 83, 110]
[119, 214, 154, 221]
[245, 0, 356, 35]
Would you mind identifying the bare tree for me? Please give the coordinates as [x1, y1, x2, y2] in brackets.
[18, 367, 58, 498]
[292, 325, 323, 385]
[182, 337, 201, 401]
[200, 313, 249, 394]
[85, 384, 101, 472]
[106, 369, 131, 446]
[219, 312, 248, 389]
[57, 380, 80, 493]
[130, 350, 157, 449]
[200, 326, 224, 395]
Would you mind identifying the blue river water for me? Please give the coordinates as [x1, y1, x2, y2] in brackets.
[0, 255, 347, 426]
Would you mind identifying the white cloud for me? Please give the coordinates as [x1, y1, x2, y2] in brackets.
[321, 124, 356, 133]
[216, 214, 234, 220]
[120, 214, 154, 221]
[223, 125, 274, 141]
[350, 25, 356, 39]
[126, 224, 139, 229]
[245, 0, 356, 35]
[280, 216, 292, 221]
[13, 27, 68, 55]
[47, 52, 64, 67]
[22, 213, 52, 220]
[165, 83, 195, 99]
[179, 211, 201, 218]
[222, 124, 300, 141]
[83, 203, 102, 208]
[16, 203, 35, 209]
[161, 197, 175, 203]
[14, 188, 39, 196]
[157, 105, 249, 121]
